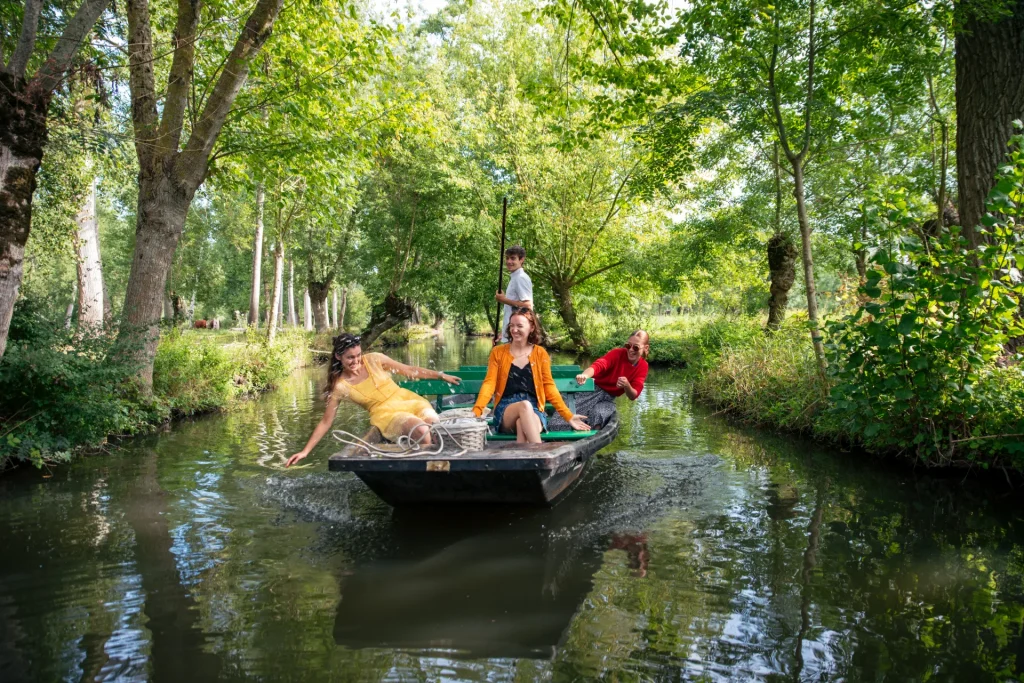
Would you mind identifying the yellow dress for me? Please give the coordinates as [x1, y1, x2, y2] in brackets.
[334, 353, 436, 441]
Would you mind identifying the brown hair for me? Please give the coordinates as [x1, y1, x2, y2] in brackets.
[505, 245, 526, 260]
[628, 329, 651, 359]
[506, 308, 541, 345]
[324, 333, 361, 397]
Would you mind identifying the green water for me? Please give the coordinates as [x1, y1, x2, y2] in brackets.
[2, 336, 1023, 682]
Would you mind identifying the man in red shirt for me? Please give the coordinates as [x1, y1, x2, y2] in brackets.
[548, 330, 650, 430]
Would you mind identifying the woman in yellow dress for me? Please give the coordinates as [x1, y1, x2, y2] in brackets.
[285, 334, 460, 467]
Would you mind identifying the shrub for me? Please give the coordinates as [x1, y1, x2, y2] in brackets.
[0, 315, 166, 468]
[233, 327, 308, 394]
[153, 329, 237, 414]
[826, 135, 1024, 468]
[694, 323, 828, 432]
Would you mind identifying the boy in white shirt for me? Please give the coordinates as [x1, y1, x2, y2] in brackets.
[495, 245, 533, 343]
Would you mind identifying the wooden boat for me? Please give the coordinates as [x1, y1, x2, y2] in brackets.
[328, 414, 619, 506]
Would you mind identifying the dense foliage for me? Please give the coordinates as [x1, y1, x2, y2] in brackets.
[4, 0, 1024, 473]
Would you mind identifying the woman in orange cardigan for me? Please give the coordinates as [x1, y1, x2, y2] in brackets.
[473, 309, 589, 442]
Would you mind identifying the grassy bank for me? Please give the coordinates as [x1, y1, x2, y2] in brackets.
[592, 314, 1024, 473]
[0, 324, 314, 471]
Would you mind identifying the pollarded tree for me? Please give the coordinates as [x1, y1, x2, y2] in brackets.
[0, 0, 114, 360]
[118, 0, 286, 386]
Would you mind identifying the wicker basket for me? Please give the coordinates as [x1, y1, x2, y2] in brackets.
[435, 416, 489, 452]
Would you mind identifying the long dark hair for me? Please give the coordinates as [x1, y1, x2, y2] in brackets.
[506, 308, 541, 345]
[324, 333, 361, 397]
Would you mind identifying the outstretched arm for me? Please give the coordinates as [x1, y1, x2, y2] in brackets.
[378, 356, 460, 384]
[286, 395, 341, 467]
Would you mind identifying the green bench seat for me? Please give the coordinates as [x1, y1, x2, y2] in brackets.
[399, 376, 594, 413]
[459, 364, 580, 373]
[486, 430, 598, 441]
[450, 368, 579, 381]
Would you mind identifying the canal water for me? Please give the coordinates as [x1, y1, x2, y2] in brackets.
[2, 336, 1023, 682]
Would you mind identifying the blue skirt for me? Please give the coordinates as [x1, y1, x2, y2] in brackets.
[491, 392, 548, 433]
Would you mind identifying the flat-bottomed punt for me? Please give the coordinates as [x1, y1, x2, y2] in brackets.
[328, 415, 618, 505]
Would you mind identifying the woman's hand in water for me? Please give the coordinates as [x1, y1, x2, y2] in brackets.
[439, 373, 461, 385]
[568, 414, 589, 431]
[285, 451, 308, 467]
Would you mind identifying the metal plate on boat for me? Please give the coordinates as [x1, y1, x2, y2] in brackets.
[426, 460, 450, 472]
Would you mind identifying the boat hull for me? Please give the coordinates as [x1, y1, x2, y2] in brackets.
[328, 415, 619, 506]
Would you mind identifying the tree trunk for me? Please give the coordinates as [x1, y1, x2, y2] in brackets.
[0, 0, 114, 361]
[75, 177, 106, 327]
[267, 240, 284, 342]
[303, 289, 313, 331]
[433, 310, 445, 331]
[309, 281, 330, 333]
[120, 0, 285, 387]
[766, 233, 797, 331]
[0, 77, 47, 361]
[551, 279, 588, 351]
[338, 286, 347, 331]
[65, 278, 78, 329]
[247, 182, 264, 326]
[361, 293, 415, 348]
[118, 185, 191, 387]
[790, 160, 826, 372]
[332, 288, 338, 330]
[956, 0, 1024, 247]
[287, 259, 296, 326]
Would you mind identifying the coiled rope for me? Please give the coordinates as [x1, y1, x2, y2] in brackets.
[331, 416, 489, 459]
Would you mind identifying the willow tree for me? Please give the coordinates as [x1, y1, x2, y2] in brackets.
[119, 0, 285, 385]
[0, 0, 112, 360]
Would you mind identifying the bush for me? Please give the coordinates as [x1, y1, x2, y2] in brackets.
[153, 329, 237, 414]
[379, 324, 437, 346]
[233, 327, 305, 394]
[0, 316, 167, 468]
[826, 142, 1024, 468]
[694, 322, 828, 433]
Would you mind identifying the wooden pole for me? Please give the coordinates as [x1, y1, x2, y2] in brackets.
[494, 197, 508, 340]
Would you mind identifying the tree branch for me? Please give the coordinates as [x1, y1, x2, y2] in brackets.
[767, 9, 794, 160]
[7, 0, 43, 78]
[126, 0, 160, 166]
[573, 260, 624, 287]
[158, 0, 202, 156]
[799, 0, 817, 160]
[177, 0, 284, 190]
[31, 0, 110, 94]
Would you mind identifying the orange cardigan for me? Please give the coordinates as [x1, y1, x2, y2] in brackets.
[472, 344, 574, 421]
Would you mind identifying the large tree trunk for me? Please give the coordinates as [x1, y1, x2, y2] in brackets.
[287, 259, 296, 326]
[551, 279, 588, 351]
[0, 76, 47, 361]
[267, 240, 283, 342]
[956, 0, 1024, 247]
[433, 310, 445, 331]
[0, 0, 113, 362]
[119, 185, 192, 386]
[790, 160, 826, 372]
[75, 177, 106, 327]
[361, 292, 415, 348]
[303, 289, 313, 331]
[308, 280, 330, 333]
[247, 182, 265, 326]
[766, 232, 797, 331]
[338, 286, 347, 331]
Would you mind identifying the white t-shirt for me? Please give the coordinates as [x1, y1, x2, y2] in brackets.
[501, 267, 534, 342]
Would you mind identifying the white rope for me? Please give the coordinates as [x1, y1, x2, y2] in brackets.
[331, 417, 488, 459]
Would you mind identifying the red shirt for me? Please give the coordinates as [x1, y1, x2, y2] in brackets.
[590, 347, 648, 399]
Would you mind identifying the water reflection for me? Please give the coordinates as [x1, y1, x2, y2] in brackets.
[1, 335, 1023, 681]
